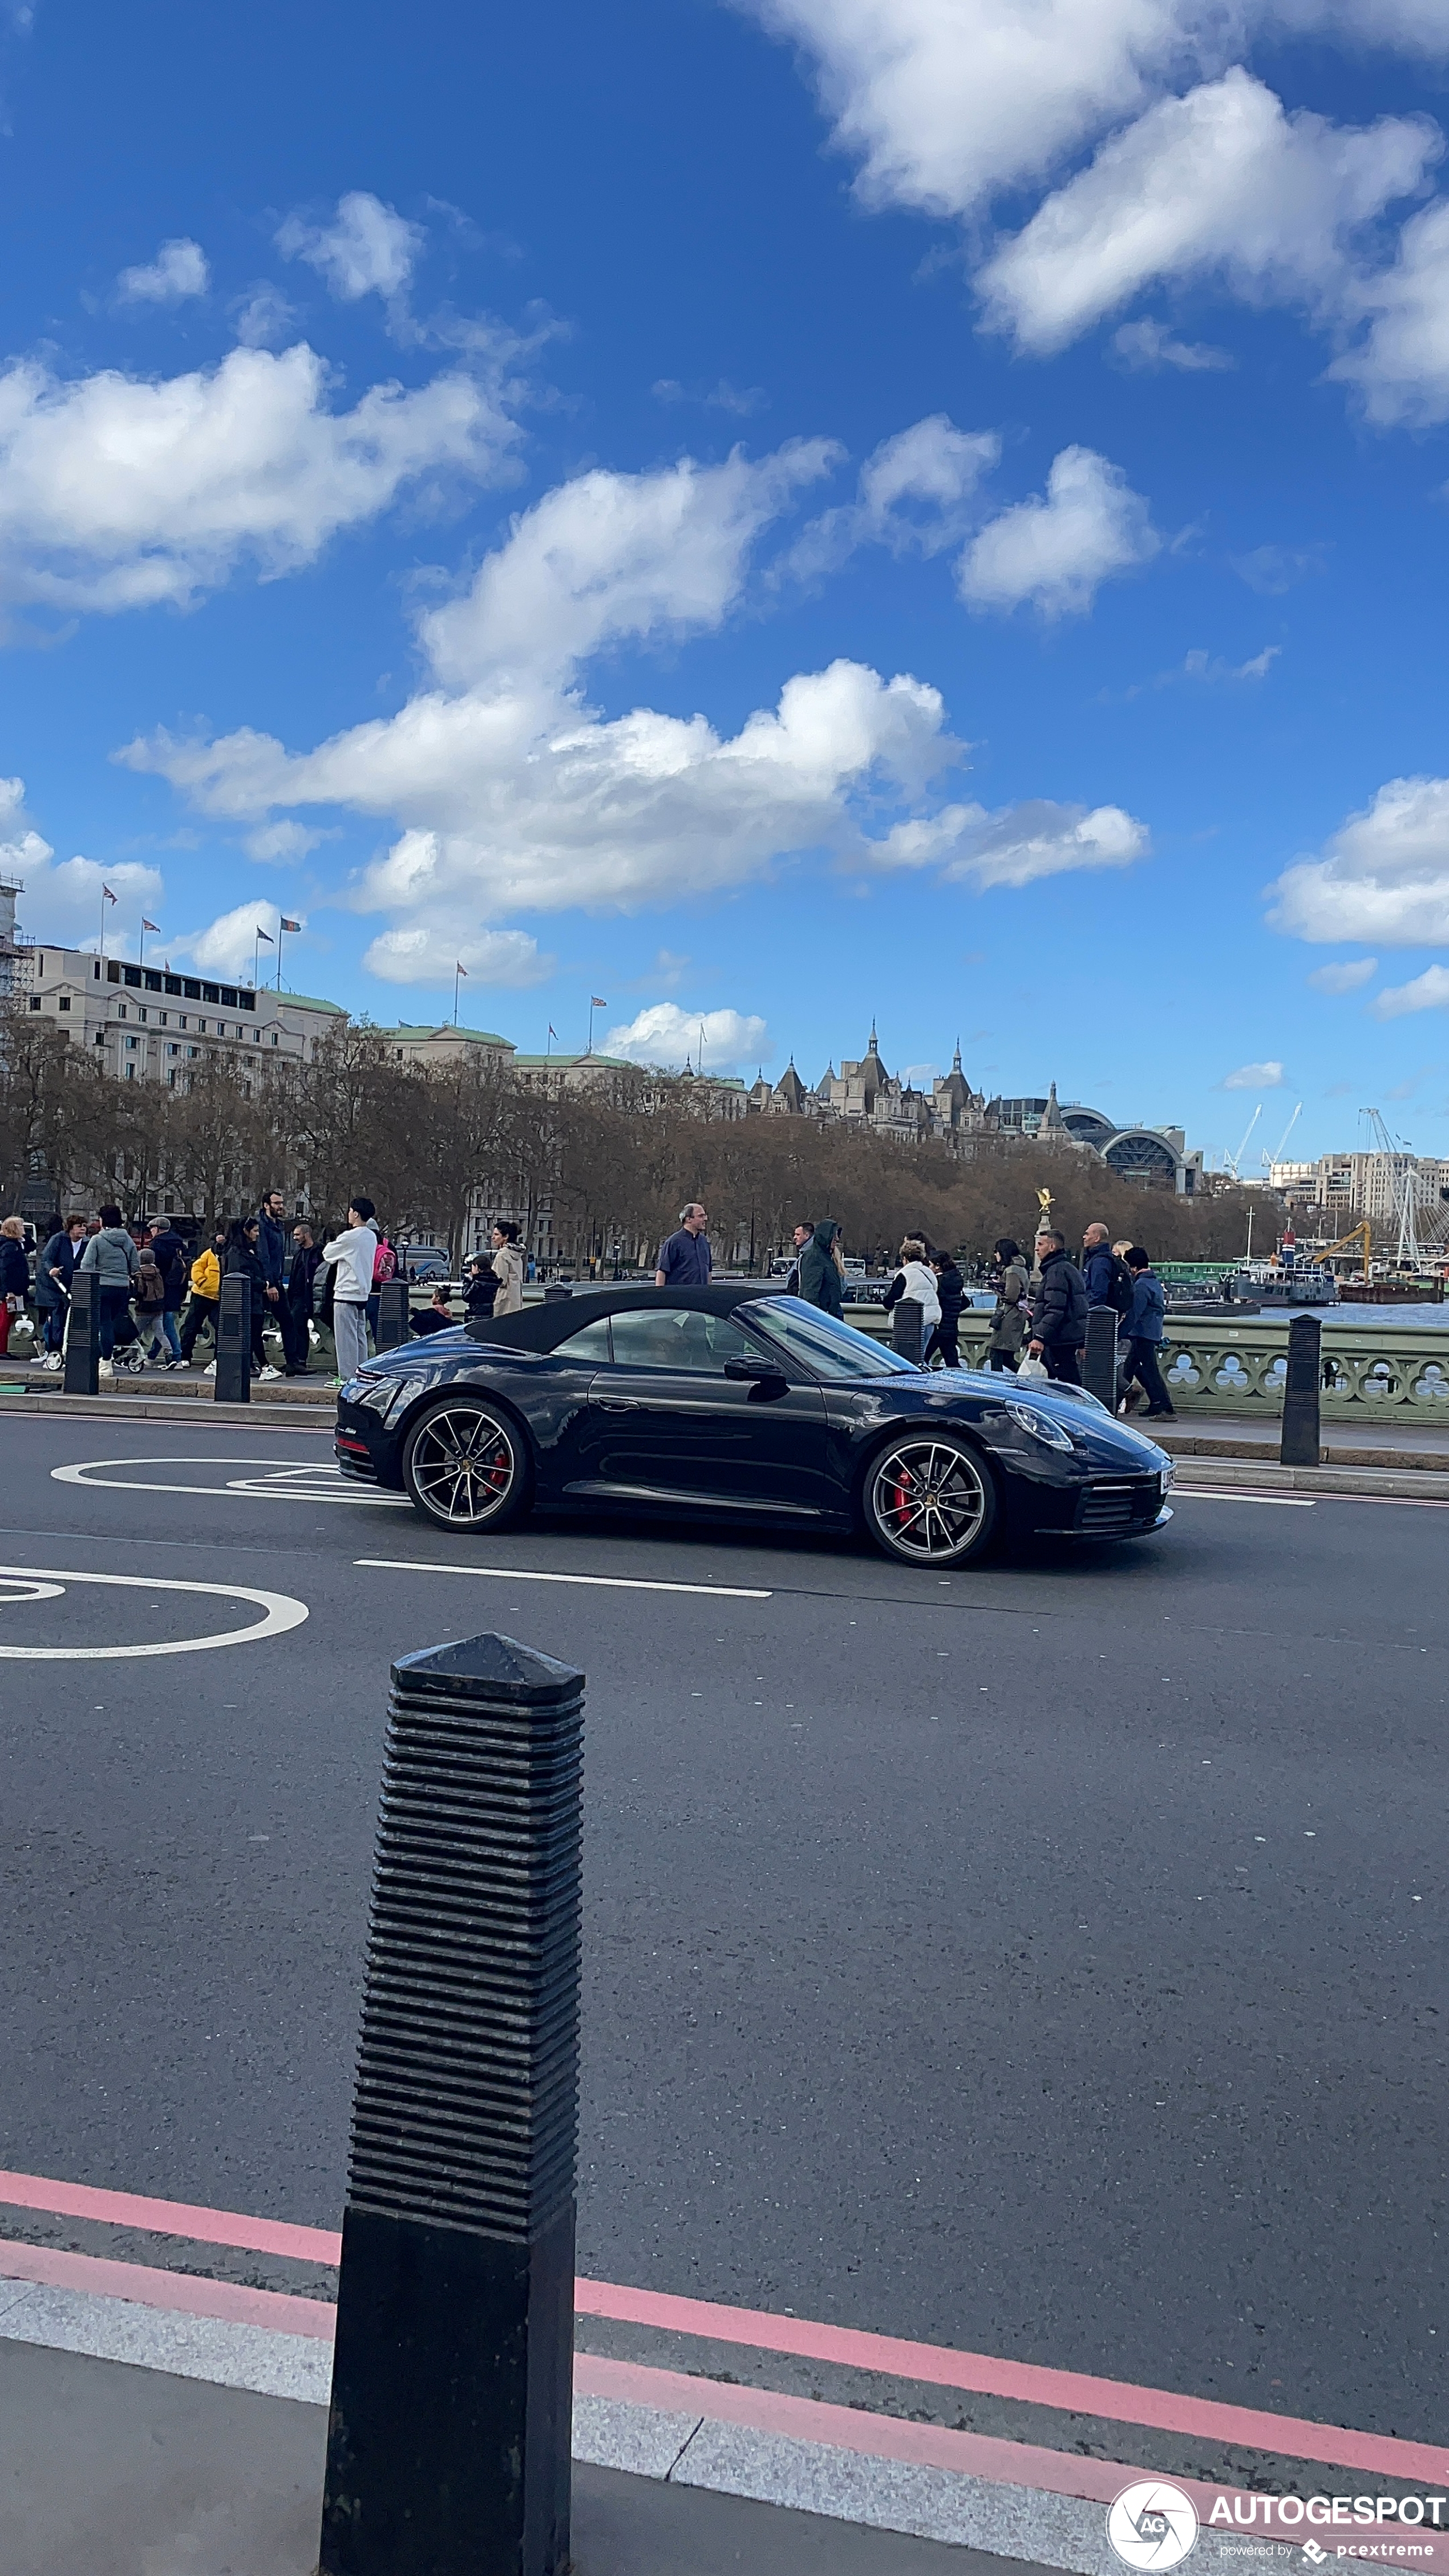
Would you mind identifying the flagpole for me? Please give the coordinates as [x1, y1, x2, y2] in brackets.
[587, 999, 594, 1056]
[454, 962, 460, 1027]
[253, 930, 260, 991]
[99, 889, 106, 968]
[139, 920, 147, 976]
[277, 921, 284, 992]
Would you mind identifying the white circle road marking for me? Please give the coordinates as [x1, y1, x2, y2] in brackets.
[51, 1457, 408, 1508]
[0, 1578, 65, 1603]
[0, 1563, 309, 1659]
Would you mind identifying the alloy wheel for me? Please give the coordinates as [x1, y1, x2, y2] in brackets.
[406, 1402, 520, 1528]
[867, 1437, 991, 1564]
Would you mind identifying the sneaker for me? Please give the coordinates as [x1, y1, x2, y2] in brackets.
[98, 1359, 114, 1378]
[203, 1362, 217, 1377]
[258, 1364, 281, 1381]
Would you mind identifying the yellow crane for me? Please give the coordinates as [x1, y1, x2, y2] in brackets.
[1317, 1220, 1371, 1278]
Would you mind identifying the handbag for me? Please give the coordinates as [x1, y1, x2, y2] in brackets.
[1015, 1352, 1050, 1384]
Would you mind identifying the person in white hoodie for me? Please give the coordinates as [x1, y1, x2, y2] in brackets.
[319, 1195, 378, 1382]
[884, 1234, 941, 1357]
[490, 1220, 525, 1317]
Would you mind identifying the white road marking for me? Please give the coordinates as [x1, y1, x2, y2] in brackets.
[0, 1563, 309, 1659]
[51, 1457, 408, 1508]
[355, 1557, 772, 1601]
[1172, 1489, 1317, 1509]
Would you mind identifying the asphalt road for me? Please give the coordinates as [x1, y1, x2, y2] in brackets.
[0, 1413, 1444, 2449]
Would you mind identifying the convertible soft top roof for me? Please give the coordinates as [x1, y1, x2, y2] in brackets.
[466, 1283, 780, 1354]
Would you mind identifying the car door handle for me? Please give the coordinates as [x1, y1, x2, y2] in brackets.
[595, 1398, 640, 1412]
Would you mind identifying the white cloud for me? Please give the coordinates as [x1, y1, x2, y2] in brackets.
[1373, 964, 1449, 1016]
[1221, 1059, 1286, 1087]
[242, 819, 331, 863]
[361, 924, 550, 988]
[787, 414, 999, 578]
[419, 440, 838, 688]
[124, 443, 1141, 968]
[1179, 643, 1280, 680]
[869, 796, 1148, 886]
[1111, 317, 1235, 369]
[1231, 541, 1325, 593]
[958, 446, 1159, 616]
[653, 378, 769, 415]
[746, 0, 1199, 221]
[979, 72, 1436, 355]
[0, 779, 167, 950]
[1269, 775, 1449, 944]
[1329, 200, 1449, 425]
[604, 1002, 771, 1072]
[1308, 955, 1377, 991]
[116, 238, 209, 305]
[0, 342, 520, 615]
[176, 900, 294, 982]
[231, 283, 297, 349]
[276, 191, 423, 304]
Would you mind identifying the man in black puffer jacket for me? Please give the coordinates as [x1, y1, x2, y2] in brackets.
[1026, 1230, 1087, 1384]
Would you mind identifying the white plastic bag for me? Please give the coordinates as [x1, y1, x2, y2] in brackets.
[1015, 1352, 1050, 1384]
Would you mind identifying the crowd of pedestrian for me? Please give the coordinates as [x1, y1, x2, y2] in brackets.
[0, 1192, 1176, 1418]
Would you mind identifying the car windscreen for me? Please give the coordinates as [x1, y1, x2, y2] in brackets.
[742, 1295, 920, 1380]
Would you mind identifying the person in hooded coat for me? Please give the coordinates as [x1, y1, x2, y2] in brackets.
[797, 1218, 845, 1318]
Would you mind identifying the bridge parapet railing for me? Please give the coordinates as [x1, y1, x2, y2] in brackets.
[840, 1305, 1449, 1418]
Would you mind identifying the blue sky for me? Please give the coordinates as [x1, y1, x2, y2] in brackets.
[5, 0, 1449, 1165]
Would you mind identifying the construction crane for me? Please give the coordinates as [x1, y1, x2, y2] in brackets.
[1223, 1103, 1262, 1178]
[1262, 1102, 1301, 1171]
[1360, 1107, 1423, 1265]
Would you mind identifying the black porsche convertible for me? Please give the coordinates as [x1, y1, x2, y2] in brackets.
[333, 1286, 1173, 1570]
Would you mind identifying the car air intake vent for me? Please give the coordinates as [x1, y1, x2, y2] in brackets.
[1076, 1479, 1159, 1537]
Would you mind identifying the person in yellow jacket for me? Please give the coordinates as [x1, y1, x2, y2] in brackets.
[180, 1228, 225, 1366]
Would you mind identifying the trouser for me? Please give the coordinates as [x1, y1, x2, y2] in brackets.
[148, 1310, 183, 1362]
[988, 1347, 1019, 1372]
[0, 1303, 14, 1356]
[280, 1297, 310, 1371]
[924, 1319, 960, 1368]
[333, 1300, 369, 1381]
[180, 1296, 218, 1360]
[96, 1285, 132, 1359]
[1042, 1344, 1082, 1385]
[38, 1298, 66, 1352]
[1125, 1336, 1171, 1413]
[249, 1309, 266, 1374]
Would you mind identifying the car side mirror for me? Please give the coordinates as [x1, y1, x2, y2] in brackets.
[724, 1355, 787, 1384]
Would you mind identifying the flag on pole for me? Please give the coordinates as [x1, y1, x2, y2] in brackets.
[280, 916, 301, 934]
[141, 918, 160, 933]
[256, 925, 274, 943]
[102, 885, 118, 905]
[590, 995, 607, 1008]
[547, 1023, 557, 1039]
[456, 961, 468, 977]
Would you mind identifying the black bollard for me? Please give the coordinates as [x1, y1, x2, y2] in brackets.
[542, 1282, 572, 1303]
[214, 1272, 250, 1404]
[891, 1299, 922, 1364]
[63, 1269, 99, 1396]
[374, 1279, 408, 1351]
[1083, 1306, 1119, 1410]
[319, 1633, 585, 2576]
[1280, 1313, 1322, 1466]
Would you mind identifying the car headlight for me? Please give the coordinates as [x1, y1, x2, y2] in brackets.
[1004, 1400, 1076, 1453]
[349, 1371, 421, 1419]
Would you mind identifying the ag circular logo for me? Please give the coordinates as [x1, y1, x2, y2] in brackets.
[1107, 2480, 1200, 2570]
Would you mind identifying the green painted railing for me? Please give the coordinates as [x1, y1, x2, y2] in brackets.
[840, 1304, 1449, 1419]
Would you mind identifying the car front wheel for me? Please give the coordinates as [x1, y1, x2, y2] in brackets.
[862, 1433, 997, 1568]
[402, 1398, 532, 1533]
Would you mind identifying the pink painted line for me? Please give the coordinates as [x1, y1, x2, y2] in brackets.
[2, 2167, 1442, 2485]
[574, 2279, 1449, 2485]
[0, 2168, 341, 2265]
[0, 2239, 336, 2340]
[576, 2350, 1139, 2502]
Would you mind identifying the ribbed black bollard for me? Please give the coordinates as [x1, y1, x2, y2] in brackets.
[214, 1272, 250, 1403]
[1280, 1313, 1322, 1466]
[319, 1634, 585, 2576]
[63, 1269, 98, 1396]
[1083, 1306, 1119, 1410]
[374, 1279, 408, 1351]
[891, 1299, 922, 1363]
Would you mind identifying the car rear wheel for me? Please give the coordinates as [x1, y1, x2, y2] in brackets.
[863, 1433, 997, 1567]
[402, 1398, 531, 1533]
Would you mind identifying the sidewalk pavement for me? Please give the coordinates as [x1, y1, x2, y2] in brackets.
[0, 2337, 1016, 2576]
